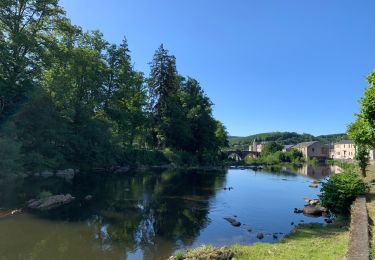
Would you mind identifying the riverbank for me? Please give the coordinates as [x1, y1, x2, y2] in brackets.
[170, 220, 349, 260]
[364, 164, 375, 258]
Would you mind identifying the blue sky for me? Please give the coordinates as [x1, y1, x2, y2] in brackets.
[60, 0, 375, 136]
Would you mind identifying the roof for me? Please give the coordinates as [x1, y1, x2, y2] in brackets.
[335, 140, 354, 145]
[293, 141, 318, 148]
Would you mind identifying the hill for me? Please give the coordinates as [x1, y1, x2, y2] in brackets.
[228, 132, 348, 150]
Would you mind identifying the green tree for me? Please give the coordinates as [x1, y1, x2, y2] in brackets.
[261, 141, 283, 155]
[0, 0, 64, 119]
[147, 44, 191, 149]
[348, 70, 375, 148]
[355, 144, 369, 177]
[105, 39, 148, 148]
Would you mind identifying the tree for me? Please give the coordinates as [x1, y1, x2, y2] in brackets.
[0, 0, 64, 119]
[355, 144, 369, 177]
[147, 44, 191, 149]
[261, 141, 283, 155]
[105, 39, 148, 148]
[348, 70, 375, 148]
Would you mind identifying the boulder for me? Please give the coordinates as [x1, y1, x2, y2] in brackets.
[27, 194, 75, 211]
[224, 217, 241, 227]
[256, 232, 264, 239]
[309, 184, 318, 188]
[303, 205, 327, 216]
[56, 169, 75, 180]
[84, 195, 93, 201]
[114, 166, 130, 174]
[294, 208, 303, 214]
[40, 171, 54, 178]
[309, 199, 320, 206]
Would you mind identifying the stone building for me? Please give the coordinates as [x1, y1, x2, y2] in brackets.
[248, 139, 265, 153]
[292, 141, 329, 160]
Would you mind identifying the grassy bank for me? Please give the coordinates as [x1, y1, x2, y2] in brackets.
[172, 221, 349, 260]
[232, 222, 349, 260]
[364, 164, 375, 258]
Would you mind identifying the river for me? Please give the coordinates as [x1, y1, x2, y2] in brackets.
[0, 164, 335, 260]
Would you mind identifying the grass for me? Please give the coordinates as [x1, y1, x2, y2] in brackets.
[232, 222, 349, 260]
[173, 222, 349, 260]
[364, 164, 375, 259]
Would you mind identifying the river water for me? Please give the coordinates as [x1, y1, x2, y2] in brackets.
[0, 164, 335, 260]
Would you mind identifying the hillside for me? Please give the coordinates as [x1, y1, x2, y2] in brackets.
[228, 132, 348, 150]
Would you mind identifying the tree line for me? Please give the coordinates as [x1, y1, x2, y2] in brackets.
[0, 0, 228, 176]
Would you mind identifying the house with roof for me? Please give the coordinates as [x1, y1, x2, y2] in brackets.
[331, 140, 356, 159]
[330, 139, 375, 160]
[292, 141, 329, 160]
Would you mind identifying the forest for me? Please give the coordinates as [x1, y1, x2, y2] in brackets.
[229, 132, 348, 150]
[0, 0, 228, 177]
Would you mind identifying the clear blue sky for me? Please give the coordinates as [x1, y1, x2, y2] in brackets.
[60, 0, 375, 137]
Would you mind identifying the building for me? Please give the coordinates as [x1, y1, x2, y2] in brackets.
[292, 141, 329, 160]
[330, 139, 375, 160]
[283, 144, 295, 152]
[249, 139, 265, 153]
[332, 140, 356, 159]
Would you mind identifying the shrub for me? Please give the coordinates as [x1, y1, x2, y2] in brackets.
[0, 136, 23, 178]
[38, 190, 52, 199]
[320, 169, 368, 215]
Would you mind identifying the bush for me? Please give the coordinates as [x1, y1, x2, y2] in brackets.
[320, 169, 368, 215]
[0, 136, 23, 178]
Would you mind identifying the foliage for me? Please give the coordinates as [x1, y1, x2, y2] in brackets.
[261, 141, 284, 155]
[229, 132, 348, 151]
[348, 70, 375, 149]
[0, 1, 228, 176]
[38, 190, 52, 199]
[244, 149, 304, 166]
[320, 168, 368, 215]
[0, 136, 23, 178]
[355, 144, 370, 177]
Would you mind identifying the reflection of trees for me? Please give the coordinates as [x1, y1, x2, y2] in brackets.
[19, 169, 226, 259]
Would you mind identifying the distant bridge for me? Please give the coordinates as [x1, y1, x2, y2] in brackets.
[225, 150, 260, 161]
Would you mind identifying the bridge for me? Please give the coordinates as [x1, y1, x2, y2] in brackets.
[225, 150, 260, 161]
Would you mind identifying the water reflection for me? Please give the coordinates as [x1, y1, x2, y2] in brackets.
[0, 166, 334, 259]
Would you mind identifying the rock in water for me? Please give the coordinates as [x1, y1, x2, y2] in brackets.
[84, 195, 93, 201]
[27, 194, 75, 211]
[256, 232, 264, 239]
[303, 205, 327, 216]
[224, 217, 241, 227]
[309, 184, 318, 188]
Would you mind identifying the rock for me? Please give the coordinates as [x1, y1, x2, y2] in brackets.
[56, 169, 75, 180]
[256, 232, 264, 239]
[247, 228, 252, 232]
[40, 171, 54, 178]
[294, 208, 303, 214]
[309, 199, 320, 206]
[27, 194, 75, 211]
[304, 197, 312, 203]
[309, 184, 318, 188]
[272, 233, 278, 239]
[224, 217, 241, 227]
[300, 220, 304, 223]
[303, 205, 327, 216]
[114, 166, 130, 174]
[84, 195, 93, 201]
[311, 179, 319, 184]
[291, 221, 294, 225]
[324, 218, 333, 224]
